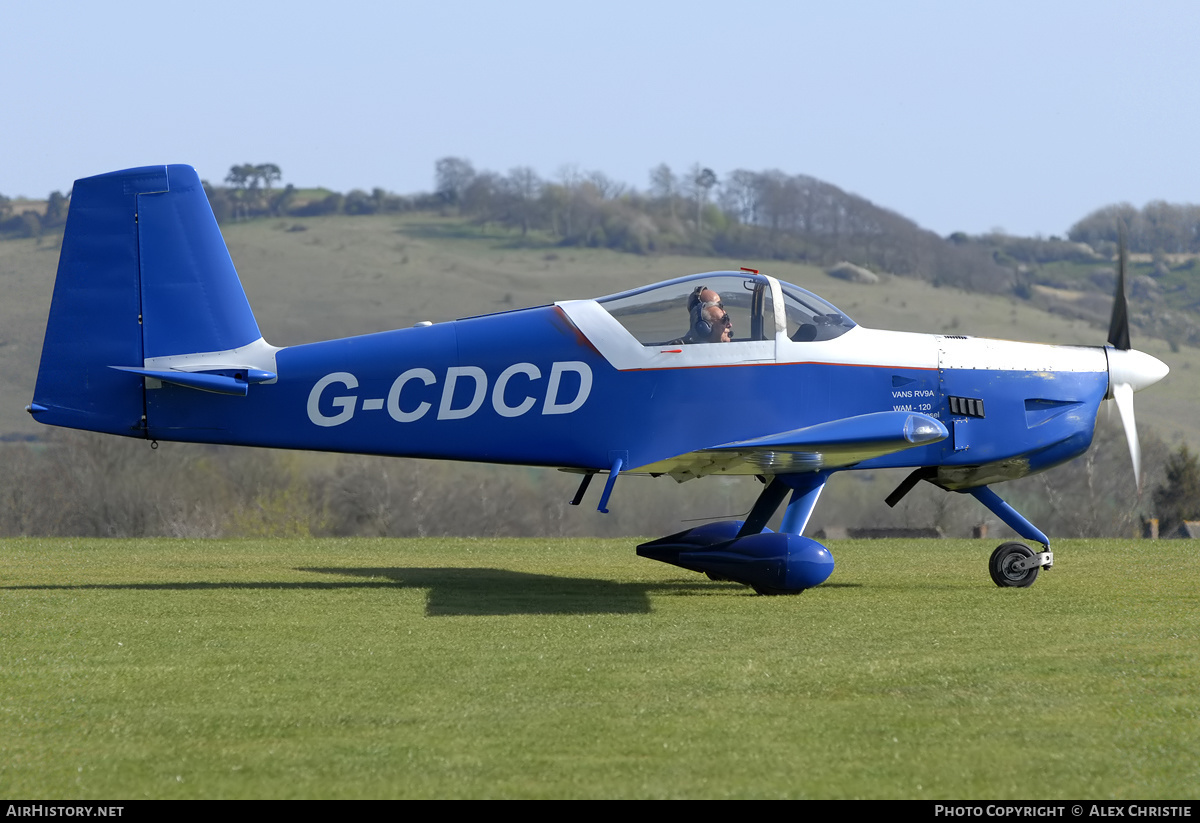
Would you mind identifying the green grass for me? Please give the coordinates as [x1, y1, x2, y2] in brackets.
[2, 536, 1197, 798]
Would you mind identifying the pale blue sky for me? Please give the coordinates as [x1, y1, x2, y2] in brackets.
[4, 1, 1198, 237]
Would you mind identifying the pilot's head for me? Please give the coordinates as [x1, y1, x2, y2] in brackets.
[688, 286, 722, 312]
[701, 304, 732, 343]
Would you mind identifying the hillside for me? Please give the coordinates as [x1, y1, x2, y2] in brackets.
[9, 162, 1200, 351]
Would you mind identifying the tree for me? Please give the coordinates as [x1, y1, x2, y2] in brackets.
[718, 169, 760, 224]
[18, 211, 42, 239]
[586, 170, 625, 200]
[202, 180, 233, 223]
[648, 163, 678, 219]
[460, 171, 502, 224]
[343, 189, 373, 215]
[44, 191, 69, 228]
[270, 183, 297, 216]
[505, 166, 542, 235]
[255, 163, 282, 194]
[1153, 444, 1200, 536]
[224, 164, 255, 220]
[435, 157, 476, 207]
[224, 163, 253, 189]
[683, 164, 717, 234]
[224, 163, 283, 219]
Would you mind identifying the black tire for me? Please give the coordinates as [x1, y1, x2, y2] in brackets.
[752, 584, 803, 596]
[989, 542, 1040, 588]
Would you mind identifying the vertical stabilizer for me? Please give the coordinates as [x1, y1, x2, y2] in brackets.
[31, 164, 263, 436]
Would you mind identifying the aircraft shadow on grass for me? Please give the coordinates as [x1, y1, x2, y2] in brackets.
[5, 569, 859, 616]
[301, 567, 861, 616]
[304, 566, 653, 616]
[6, 569, 720, 617]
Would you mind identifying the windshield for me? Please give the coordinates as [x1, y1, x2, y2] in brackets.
[778, 282, 856, 342]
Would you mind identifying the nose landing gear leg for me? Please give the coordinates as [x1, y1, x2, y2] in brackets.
[966, 486, 1053, 588]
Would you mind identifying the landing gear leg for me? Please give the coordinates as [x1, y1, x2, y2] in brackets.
[637, 473, 836, 594]
[736, 477, 791, 538]
[780, 473, 828, 536]
[966, 486, 1053, 588]
[737, 472, 830, 538]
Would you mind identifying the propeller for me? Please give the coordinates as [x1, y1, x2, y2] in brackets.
[1104, 226, 1169, 491]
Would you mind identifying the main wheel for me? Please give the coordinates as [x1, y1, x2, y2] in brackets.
[989, 542, 1040, 588]
[752, 584, 804, 596]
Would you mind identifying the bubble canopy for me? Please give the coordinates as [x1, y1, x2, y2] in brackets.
[596, 272, 856, 346]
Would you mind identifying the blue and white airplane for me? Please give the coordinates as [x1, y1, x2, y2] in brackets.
[29, 165, 1169, 594]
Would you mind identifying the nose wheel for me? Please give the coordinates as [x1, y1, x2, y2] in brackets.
[988, 542, 1046, 588]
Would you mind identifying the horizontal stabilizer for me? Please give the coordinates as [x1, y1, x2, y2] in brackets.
[110, 366, 277, 396]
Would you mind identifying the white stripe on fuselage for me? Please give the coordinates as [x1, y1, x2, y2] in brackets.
[937, 335, 1107, 373]
[558, 299, 1108, 375]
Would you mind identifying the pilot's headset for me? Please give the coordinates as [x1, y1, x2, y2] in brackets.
[688, 285, 718, 340]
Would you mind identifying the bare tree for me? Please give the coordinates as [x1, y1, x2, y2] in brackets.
[718, 169, 760, 224]
[649, 163, 678, 219]
[586, 170, 626, 200]
[505, 166, 542, 235]
[686, 164, 718, 232]
[435, 157, 476, 207]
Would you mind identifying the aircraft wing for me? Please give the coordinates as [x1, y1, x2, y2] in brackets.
[640, 411, 949, 480]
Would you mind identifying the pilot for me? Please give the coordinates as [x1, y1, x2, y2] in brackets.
[696, 304, 733, 343]
[683, 286, 732, 343]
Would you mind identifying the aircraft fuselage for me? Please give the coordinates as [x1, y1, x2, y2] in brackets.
[140, 301, 1109, 490]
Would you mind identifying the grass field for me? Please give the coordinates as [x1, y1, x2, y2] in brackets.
[2, 536, 1197, 799]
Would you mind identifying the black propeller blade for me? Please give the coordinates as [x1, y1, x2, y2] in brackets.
[1107, 226, 1131, 350]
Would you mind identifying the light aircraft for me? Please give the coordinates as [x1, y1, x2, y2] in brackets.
[29, 165, 1169, 594]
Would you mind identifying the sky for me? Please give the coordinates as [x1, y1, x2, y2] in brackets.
[4, 1, 1199, 238]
